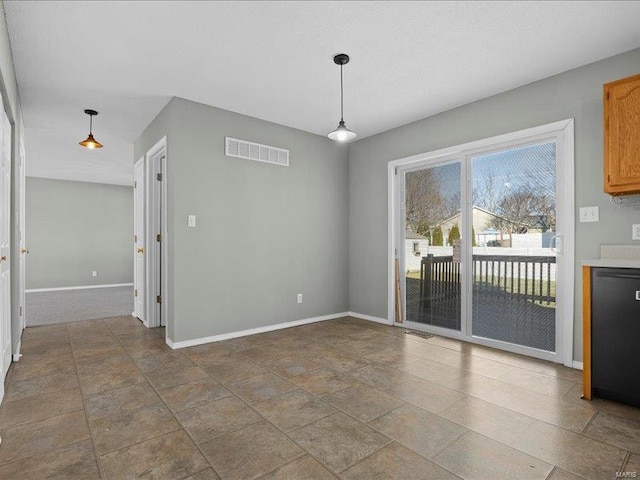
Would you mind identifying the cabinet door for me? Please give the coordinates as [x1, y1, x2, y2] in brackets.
[604, 73, 640, 195]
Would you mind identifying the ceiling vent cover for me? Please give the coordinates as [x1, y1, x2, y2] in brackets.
[225, 137, 289, 167]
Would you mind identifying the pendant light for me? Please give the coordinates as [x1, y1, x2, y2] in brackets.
[328, 53, 356, 142]
[79, 109, 103, 149]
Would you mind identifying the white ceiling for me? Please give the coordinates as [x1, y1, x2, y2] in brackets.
[5, 1, 640, 186]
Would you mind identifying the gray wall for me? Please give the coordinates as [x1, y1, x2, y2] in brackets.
[349, 47, 640, 362]
[26, 177, 133, 289]
[135, 98, 349, 343]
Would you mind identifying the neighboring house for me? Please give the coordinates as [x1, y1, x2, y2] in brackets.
[405, 230, 430, 271]
[434, 206, 514, 246]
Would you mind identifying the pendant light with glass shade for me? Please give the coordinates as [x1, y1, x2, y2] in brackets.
[78, 109, 103, 149]
[328, 54, 356, 142]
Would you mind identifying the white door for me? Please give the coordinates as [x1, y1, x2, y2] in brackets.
[133, 158, 146, 324]
[17, 139, 26, 332]
[0, 107, 12, 381]
[146, 150, 163, 327]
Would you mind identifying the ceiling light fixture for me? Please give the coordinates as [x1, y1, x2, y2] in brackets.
[79, 109, 103, 149]
[328, 53, 356, 142]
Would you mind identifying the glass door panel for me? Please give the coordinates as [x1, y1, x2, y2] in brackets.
[404, 162, 462, 331]
[470, 141, 557, 351]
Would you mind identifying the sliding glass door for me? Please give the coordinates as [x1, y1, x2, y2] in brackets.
[394, 121, 573, 363]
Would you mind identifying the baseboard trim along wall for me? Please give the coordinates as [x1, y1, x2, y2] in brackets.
[26, 283, 134, 293]
[572, 361, 584, 371]
[347, 311, 392, 325]
[166, 311, 350, 349]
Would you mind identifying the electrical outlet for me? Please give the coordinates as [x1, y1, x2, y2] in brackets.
[92, 271, 97, 277]
[297, 294, 303, 304]
[633, 224, 640, 241]
[579, 206, 599, 223]
[188, 215, 196, 228]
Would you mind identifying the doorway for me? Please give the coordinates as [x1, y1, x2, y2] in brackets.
[0, 107, 11, 382]
[390, 120, 574, 365]
[133, 137, 167, 330]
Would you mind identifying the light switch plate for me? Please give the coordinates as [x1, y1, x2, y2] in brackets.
[188, 215, 196, 228]
[579, 206, 599, 223]
[633, 224, 640, 241]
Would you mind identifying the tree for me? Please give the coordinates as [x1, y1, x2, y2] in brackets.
[448, 223, 460, 246]
[472, 227, 477, 247]
[432, 226, 444, 246]
[416, 221, 431, 241]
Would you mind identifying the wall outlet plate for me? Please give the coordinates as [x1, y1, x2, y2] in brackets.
[579, 206, 599, 223]
[297, 293, 303, 304]
[633, 224, 640, 241]
[188, 215, 196, 228]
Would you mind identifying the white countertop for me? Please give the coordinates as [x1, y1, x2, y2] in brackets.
[582, 259, 640, 268]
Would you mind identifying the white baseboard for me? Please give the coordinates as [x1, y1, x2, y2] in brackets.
[26, 283, 133, 293]
[572, 361, 583, 370]
[166, 311, 350, 350]
[347, 311, 392, 325]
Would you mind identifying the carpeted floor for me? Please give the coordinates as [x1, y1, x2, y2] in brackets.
[26, 286, 134, 326]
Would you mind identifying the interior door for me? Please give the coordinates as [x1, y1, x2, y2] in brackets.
[133, 158, 145, 324]
[146, 149, 163, 328]
[0, 107, 12, 379]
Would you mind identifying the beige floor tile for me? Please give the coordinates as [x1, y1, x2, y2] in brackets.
[5, 371, 79, 401]
[546, 468, 587, 480]
[134, 351, 194, 372]
[370, 403, 467, 459]
[200, 420, 303, 480]
[384, 375, 465, 414]
[73, 343, 127, 363]
[91, 402, 180, 454]
[120, 334, 172, 358]
[364, 347, 423, 367]
[433, 431, 553, 480]
[175, 395, 261, 442]
[266, 355, 323, 378]
[0, 386, 83, 427]
[185, 345, 242, 367]
[241, 345, 288, 363]
[227, 372, 296, 404]
[288, 412, 391, 473]
[254, 389, 336, 432]
[322, 383, 404, 423]
[101, 429, 209, 480]
[146, 362, 210, 389]
[78, 363, 146, 394]
[452, 354, 515, 378]
[0, 411, 90, 465]
[159, 377, 231, 412]
[218, 335, 270, 351]
[447, 371, 595, 432]
[335, 338, 388, 356]
[10, 353, 76, 381]
[289, 367, 359, 395]
[317, 350, 371, 372]
[625, 454, 640, 476]
[347, 363, 416, 391]
[205, 358, 269, 383]
[0, 438, 100, 480]
[342, 442, 461, 480]
[260, 455, 338, 479]
[402, 341, 464, 367]
[183, 469, 221, 480]
[584, 411, 640, 454]
[84, 383, 160, 420]
[398, 356, 466, 386]
[440, 395, 627, 480]
[498, 367, 577, 398]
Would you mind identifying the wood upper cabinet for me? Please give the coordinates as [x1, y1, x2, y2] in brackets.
[604, 73, 640, 195]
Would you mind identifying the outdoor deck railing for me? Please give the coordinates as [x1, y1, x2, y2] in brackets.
[420, 253, 557, 307]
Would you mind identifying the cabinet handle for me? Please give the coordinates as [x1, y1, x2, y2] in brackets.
[636, 291, 640, 301]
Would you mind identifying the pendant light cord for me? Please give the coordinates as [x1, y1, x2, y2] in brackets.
[340, 63, 344, 122]
[89, 115, 93, 135]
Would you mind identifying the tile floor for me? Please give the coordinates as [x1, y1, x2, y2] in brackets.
[0, 315, 639, 479]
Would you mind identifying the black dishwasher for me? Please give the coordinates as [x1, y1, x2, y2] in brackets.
[591, 267, 640, 407]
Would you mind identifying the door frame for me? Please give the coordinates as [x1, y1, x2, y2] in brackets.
[388, 119, 575, 366]
[144, 136, 168, 330]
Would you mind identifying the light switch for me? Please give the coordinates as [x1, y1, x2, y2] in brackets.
[579, 206, 599, 223]
[188, 215, 196, 228]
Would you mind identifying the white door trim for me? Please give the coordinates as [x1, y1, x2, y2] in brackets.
[144, 137, 168, 332]
[133, 156, 145, 324]
[388, 119, 575, 366]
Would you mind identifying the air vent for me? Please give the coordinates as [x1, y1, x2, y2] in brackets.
[225, 137, 289, 167]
